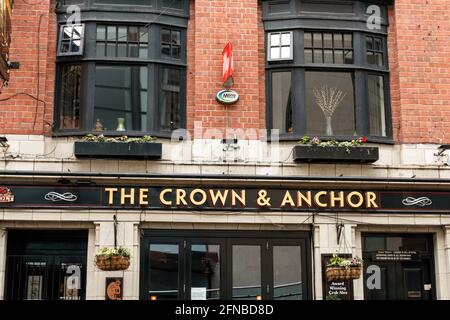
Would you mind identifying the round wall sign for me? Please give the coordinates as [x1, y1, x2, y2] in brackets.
[216, 89, 239, 105]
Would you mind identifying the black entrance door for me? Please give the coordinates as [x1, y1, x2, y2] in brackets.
[362, 234, 435, 300]
[5, 230, 88, 300]
[139, 230, 312, 300]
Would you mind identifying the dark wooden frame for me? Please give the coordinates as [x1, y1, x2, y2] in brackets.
[263, 0, 393, 143]
[139, 230, 312, 300]
[74, 141, 162, 159]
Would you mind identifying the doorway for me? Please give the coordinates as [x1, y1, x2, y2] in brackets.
[362, 234, 435, 300]
[4, 230, 88, 300]
[139, 230, 312, 300]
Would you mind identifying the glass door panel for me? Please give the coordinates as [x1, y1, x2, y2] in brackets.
[190, 244, 221, 300]
[232, 245, 262, 300]
[149, 244, 180, 300]
[273, 246, 302, 300]
[25, 261, 47, 300]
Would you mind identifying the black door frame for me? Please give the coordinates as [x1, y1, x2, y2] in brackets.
[139, 230, 312, 300]
[4, 229, 89, 301]
[362, 233, 436, 300]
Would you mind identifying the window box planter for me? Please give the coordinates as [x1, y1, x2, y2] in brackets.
[74, 141, 162, 159]
[293, 145, 379, 163]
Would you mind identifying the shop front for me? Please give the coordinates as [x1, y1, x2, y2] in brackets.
[0, 176, 450, 300]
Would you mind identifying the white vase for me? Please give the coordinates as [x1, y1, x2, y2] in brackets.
[325, 116, 333, 136]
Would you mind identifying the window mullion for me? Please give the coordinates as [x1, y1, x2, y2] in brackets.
[354, 70, 369, 137]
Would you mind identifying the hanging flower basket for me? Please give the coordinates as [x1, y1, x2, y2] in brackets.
[325, 255, 362, 281]
[95, 247, 131, 271]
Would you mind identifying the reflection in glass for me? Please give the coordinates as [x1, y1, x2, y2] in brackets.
[305, 71, 355, 136]
[271, 71, 292, 133]
[232, 245, 261, 300]
[94, 65, 148, 131]
[273, 246, 302, 300]
[149, 244, 179, 300]
[191, 245, 220, 300]
[368, 75, 386, 136]
[59, 64, 81, 129]
[160, 68, 181, 130]
[25, 262, 46, 300]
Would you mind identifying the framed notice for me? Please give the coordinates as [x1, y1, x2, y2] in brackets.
[321, 254, 354, 300]
[105, 277, 123, 300]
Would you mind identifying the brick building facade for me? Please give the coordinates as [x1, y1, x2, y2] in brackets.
[1, 0, 450, 300]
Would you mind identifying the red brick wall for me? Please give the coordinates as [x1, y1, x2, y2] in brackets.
[2, 0, 450, 144]
[388, 0, 450, 143]
[0, 0, 56, 135]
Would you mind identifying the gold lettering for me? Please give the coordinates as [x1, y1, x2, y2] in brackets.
[314, 191, 328, 208]
[209, 189, 229, 206]
[297, 191, 312, 207]
[281, 191, 295, 207]
[160, 188, 172, 206]
[105, 188, 118, 205]
[190, 189, 207, 206]
[330, 191, 345, 208]
[231, 190, 246, 206]
[139, 188, 149, 205]
[366, 192, 378, 208]
[120, 188, 135, 205]
[347, 191, 364, 208]
[176, 189, 188, 206]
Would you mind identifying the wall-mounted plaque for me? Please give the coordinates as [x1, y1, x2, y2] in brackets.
[373, 251, 420, 262]
[105, 277, 123, 300]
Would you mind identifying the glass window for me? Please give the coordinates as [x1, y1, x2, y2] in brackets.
[59, 64, 81, 129]
[149, 244, 179, 300]
[305, 71, 355, 136]
[162, 29, 181, 60]
[58, 24, 85, 56]
[232, 245, 262, 300]
[191, 244, 221, 300]
[268, 31, 293, 61]
[94, 65, 148, 132]
[368, 75, 387, 136]
[366, 36, 384, 66]
[271, 71, 293, 133]
[160, 68, 182, 131]
[273, 246, 303, 300]
[304, 31, 353, 64]
[96, 25, 149, 58]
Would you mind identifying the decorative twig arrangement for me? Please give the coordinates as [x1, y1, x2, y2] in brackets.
[313, 86, 346, 118]
[313, 86, 346, 136]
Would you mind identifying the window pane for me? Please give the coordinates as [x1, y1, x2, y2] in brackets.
[366, 36, 373, 50]
[304, 49, 313, 63]
[281, 32, 291, 46]
[272, 71, 292, 133]
[270, 33, 280, 47]
[160, 68, 182, 131]
[333, 33, 343, 48]
[191, 244, 221, 300]
[172, 45, 181, 59]
[313, 32, 322, 47]
[96, 43, 105, 57]
[313, 49, 323, 63]
[273, 246, 302, 300]
[344, 50, 353, 64]
[118, 26, 127, 42]
[140, 27, 149, 43]
[324, 49, 333, 64]
[281, 46, 291, 59]
[232, 245, 261, 300]
[366, 51, 375, 64]
[94, 65, 148, 132]
[368, 75, 386, 136]
[306, 71, 355, 136]
[59, 64, 81, 129]
[149, 244, 179, 300]
[128, 26, 139, 42]
[162, 29, 171, 44]
[334, 50, 344, 64]
[62, 26, 72, 40]
[172, 30, 181, 45]
[323, 33, 332, 48]
[374, 37, 382, 51]
[304, 32, 312, 47]
[270, 47, 281, 60]
[343, 34, 352, 48]
[107, 26, 116, 41]
[96, 26, 106, 41]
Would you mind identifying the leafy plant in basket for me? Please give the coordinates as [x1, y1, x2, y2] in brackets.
[95, 247, 131, 271]
[325, 254, 362, 281]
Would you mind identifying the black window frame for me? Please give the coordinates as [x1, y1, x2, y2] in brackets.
[263, 0, 393, 143]
[53, 0, 188, 138]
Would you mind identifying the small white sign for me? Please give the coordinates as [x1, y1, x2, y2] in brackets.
[191, 287, 207, 300]
[424, 284, 432, 291]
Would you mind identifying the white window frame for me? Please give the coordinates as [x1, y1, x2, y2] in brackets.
[267, 31, 293, 61]
[57, 24, 85, 57]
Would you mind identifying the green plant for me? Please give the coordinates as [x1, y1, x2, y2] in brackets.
[95, 247, 131, 259]
[82, 134, 156, 143]
[327, 254, 362, 268]
[298, 136, 368, 153]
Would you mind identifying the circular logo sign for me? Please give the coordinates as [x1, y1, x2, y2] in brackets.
[216, 89, 239, 105]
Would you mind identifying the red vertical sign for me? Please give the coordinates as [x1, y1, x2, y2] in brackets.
[222, 42, 234, 88]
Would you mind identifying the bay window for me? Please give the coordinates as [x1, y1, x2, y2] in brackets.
[264, 0, 392, 142]
[54, 0, 188, 137]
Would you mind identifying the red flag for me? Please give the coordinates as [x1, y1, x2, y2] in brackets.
[222, 42, 234, 87]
